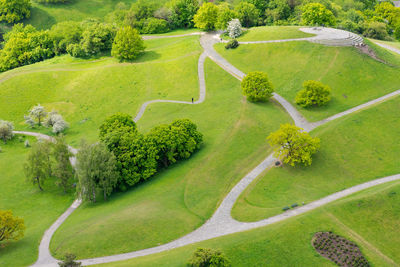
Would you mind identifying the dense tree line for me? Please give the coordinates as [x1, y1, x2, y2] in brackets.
[99, 113, 203, 193]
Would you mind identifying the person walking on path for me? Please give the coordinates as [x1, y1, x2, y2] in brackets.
[192, 97, 194, 104]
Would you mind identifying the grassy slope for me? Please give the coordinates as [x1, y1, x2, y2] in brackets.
[0, 36, 201, 147]
[96, 181, 400, 267]
[24, 0, 167, 30]
[232, 95, 400, 222]
[215, 41, 400, 122]
[234, 26, 315, 41]
[0, 137, 74, 267]
[49, 59, 292, 259]
[371, 39, 400, 50]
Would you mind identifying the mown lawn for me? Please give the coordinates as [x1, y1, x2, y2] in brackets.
[0, 36, 201, 147]
[24, 0, 168, 30]
[215, 41, 400, 122]
[230, 26, 315, 41]
[371, 39, 400, 50]
[49, 59, 292, 259]
[96, 181, 400, 266]
[0, 136, 74, 267]
[232, 95, 400, 222]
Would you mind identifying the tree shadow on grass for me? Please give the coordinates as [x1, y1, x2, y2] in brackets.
[23, 7, 56, 30]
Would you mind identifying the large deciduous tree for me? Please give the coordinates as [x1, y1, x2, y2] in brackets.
[52, 135, 74, 193]
[0, 210, 25, 245]
[241, 71, 274, 102]
[0, 0, 31, 23]
[301, 3, 336, 26]
[24, 139, 52, 191]
[193, 2, 219, 31]
[235, 2, 259, 28]
[111, 26, 145, 61]
[267, 124, 320, 166]
[76, 141, 119, 202]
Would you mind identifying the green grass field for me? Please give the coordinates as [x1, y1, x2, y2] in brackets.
[232, 95, 400, 222]
[0, 36, 201, 147]
[95, 180, 400, 267]
[49, 59, 292, 259]
[215, 41, 400, 122]
[230, 26, 315, 41]
[23, 0, 167, 30]
[371, 39, 400, 50]
[0, 136, 74, 267]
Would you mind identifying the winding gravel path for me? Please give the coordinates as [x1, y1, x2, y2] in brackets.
[372, 41, 400, 55]
[24, 28, 400, 266]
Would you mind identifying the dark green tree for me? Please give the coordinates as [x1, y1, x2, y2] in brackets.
[235, 2, 259, 27]
[167, 0, 199, 28]
[188, 248, 231, 267]
[58, 253, 81, 267]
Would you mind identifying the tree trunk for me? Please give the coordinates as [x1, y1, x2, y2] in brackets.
[36, 177, 43, 191]
[103, 190, 107, 201]
[92, 187, 96, 203]
[162, 156, 169, 168]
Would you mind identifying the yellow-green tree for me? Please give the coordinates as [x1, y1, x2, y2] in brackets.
[193, 2, 219, 31]
[111, 26, 145, 61]
[0, 210, 25, 244]
[301, 3, 336, 26]
[267, 124, 320, 166]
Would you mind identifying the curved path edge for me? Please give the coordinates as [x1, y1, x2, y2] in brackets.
[24, 29, 400, 266]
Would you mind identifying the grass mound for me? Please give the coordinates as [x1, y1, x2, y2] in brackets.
[49, 59, 291, 259]
[215, 41, 400, 122]
[232, 95, 400, 222]
[93, 180, 400, 266]
[0, 136, 74, 267]
[0, 36, 201, 146]
[313, 232, 370, 266]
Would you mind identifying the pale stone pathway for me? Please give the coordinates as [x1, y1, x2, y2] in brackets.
[23, 28, 400, 266]
[372, 41, 400, 55]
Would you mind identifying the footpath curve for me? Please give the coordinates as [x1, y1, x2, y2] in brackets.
[24, 28, 400, 266]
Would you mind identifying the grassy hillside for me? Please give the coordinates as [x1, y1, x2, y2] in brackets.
[23, 0, 167, 30]
[230, 26, 315, 41]
[232, 95, 400, 222]
[95, 181, 400, 266]
[0, 137, 74, 267]
[215, 41, 400, 122]
[0, 35, 201, 147]
[49, 59, 292, 259]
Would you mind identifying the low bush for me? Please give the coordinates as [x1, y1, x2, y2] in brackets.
[188, 248, 231, 267]
[295, 80, 331, 108]
[225, 39, 239, 49]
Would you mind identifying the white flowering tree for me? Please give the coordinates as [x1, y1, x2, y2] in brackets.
[25, 104, 47, 127]
[0, 120, 14, 143]
[44, 111, 69, 134]
[227, 19, 243, 39]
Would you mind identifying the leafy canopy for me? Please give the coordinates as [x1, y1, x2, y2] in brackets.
[241, 71, 274, 102]
[302, 3, 336, 26]
[0, 210, 25, 244]
[111, 26, 145, 61]
[193, 2, 219, 31]
[295, 80, 331, 107]
[267, 123, 320, 166]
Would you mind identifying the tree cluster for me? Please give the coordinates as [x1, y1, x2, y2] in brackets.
[99, 113, 203, 191]
[0, 21, 117, 72]
[24, 104, 69, 134]
[24, 136, 74, 192]
[0, 0, 30, 23]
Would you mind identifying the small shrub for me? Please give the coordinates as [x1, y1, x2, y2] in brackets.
[282, 206, 290, 211]
[363, 22, 389, 40]
[188, 248, 231, 267]
[0, 120, 14, 143]
[295, 80, 331, 107]
[225, 39, 239, 49]
[58, 253, 81, 267]
[24, 140, 30, 148]
[291, 203, 298, 208]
